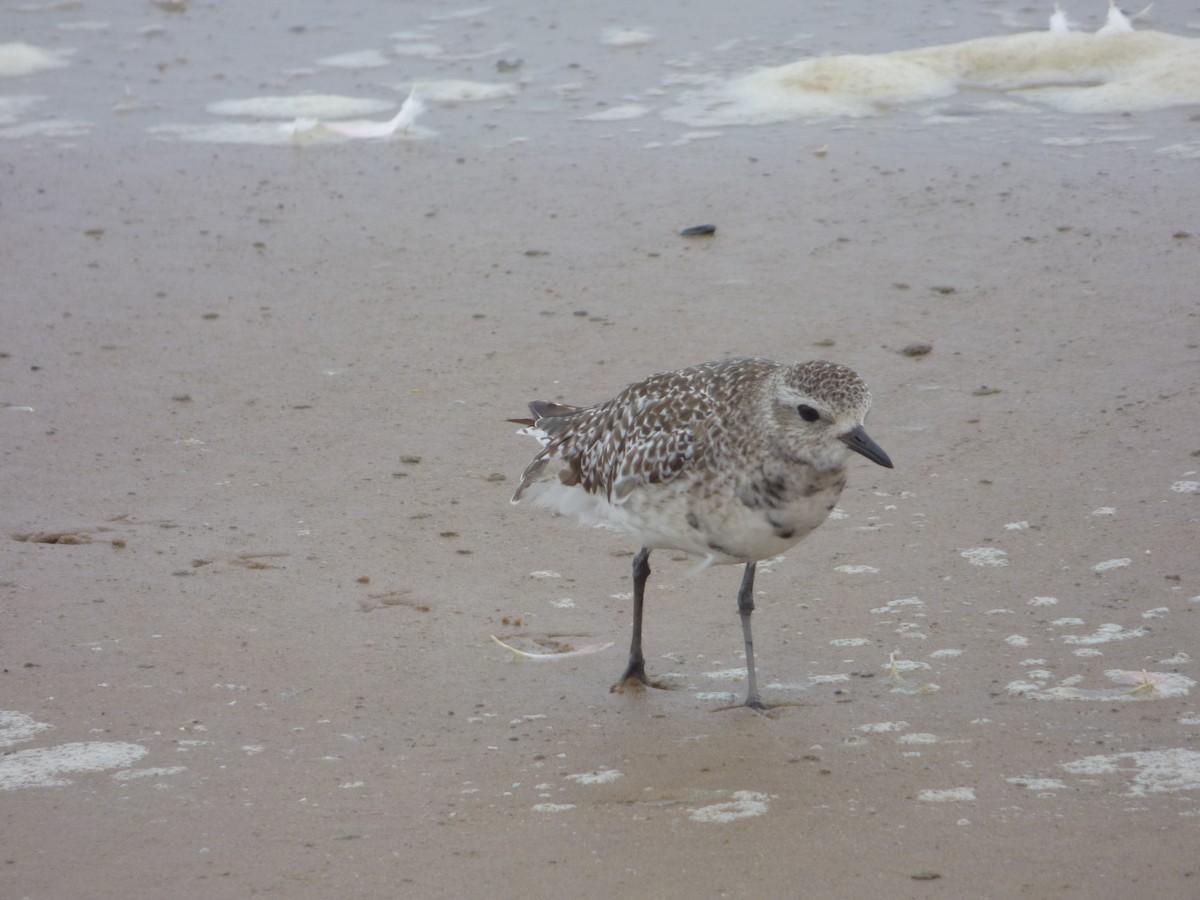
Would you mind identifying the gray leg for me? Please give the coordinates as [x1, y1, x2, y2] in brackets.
[612, 547, 651, 690]
[737, 561, 767, 711]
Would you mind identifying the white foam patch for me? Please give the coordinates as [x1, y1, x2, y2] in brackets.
[577, 103, 651, 122]
[704, 667, 747, 680]
[898, 733, 939, 745]
[1061, 623, 1147, 645]
[1092, 558, 1131, 572]
[0, 42, 70, 77]
[1014, 669, 1194, 702]
[929, 648, 962, 659]
[688, 790, 769, 823]
[601, 28, 655, 48]
[871, 596, 922, 614]
[0, 118, 89, 139]
[1005, 521, 1030, 530]
[1092, 506, 1117, 516]
[804, 673, 850, 685]
[112, 766, 186, 781]
[1007, 680, 1044, 696]
[1042, 133, 1153, 147]
[917, 787, 975, 802]
[664, 27, 1200, 125]
[1029, 596, 1059, 606]
[410, 79, 517, 102]
[1007, 776, 1068, 791]
[1158, 142, 1200, 160]
[0, 741, 148, 790]
[532, 802, 575, 812]
[1063, 748, 1200, 797]
[0, 711, 53, 748]
[889, 659, 931, 673]
[566, 769, 622, 785]
[426, 5, 493, 22]
[0, 94, 43, 124]
[1105, 669, 1194, 694]
[960, 548, 1007, 567]
[208, 95, 394, 119]
[154, 121, 427, 147]
[694, 691, 738, 701]
[670, 130, 722, 146]
[755, 555, 786, 573]
[1170, 480, 1200, 494]
[1006, 635, 1030, 648]
[394, 42, 444, 58]
[56, 21, 109, 32]
[150, 123, 287, 145]
[835, 564, 880, 574]
[830, 637, 871, 647]
[859, 721, 909, 733]
[317, 49, 390, 69]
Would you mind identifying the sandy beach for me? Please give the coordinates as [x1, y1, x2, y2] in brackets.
[3, 1, 1199, 897]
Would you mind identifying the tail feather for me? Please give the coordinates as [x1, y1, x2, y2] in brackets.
[511, 399, 589, 503]
[528, 400, 582, 419]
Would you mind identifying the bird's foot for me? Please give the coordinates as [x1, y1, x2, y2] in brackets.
[744, 694, 771, 713]
[710, 695, 801, 716]
[610, 659, 672, 693]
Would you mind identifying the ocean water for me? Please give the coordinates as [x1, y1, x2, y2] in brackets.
[3, 0, 1198, 151]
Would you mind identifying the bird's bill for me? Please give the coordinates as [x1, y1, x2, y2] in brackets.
[840, 425, 893, 468]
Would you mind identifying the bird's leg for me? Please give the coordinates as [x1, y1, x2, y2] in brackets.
[612, 547, 652, 691]
[737, 561, 768, 711]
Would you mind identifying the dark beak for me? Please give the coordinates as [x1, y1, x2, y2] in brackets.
[840, 424, 893, 469]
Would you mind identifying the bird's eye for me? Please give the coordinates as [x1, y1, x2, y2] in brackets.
[797, 404, 820, 423]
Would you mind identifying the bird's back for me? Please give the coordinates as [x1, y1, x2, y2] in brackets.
[513, 358, 777, 504]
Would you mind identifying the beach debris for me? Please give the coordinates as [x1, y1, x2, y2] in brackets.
[12, 531, 93, 544]
[490, 634, 613, 660]
[323, 87, 425, 138]
[1048, 4, 1074, 33]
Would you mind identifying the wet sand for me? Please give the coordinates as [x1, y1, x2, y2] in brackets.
[3, 2, 1199, 898]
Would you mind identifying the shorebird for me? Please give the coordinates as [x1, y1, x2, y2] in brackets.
[511, 357, 893, 710]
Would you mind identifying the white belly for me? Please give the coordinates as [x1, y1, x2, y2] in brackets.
[527, 470, 846, 566]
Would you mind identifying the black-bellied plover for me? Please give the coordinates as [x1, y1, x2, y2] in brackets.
[511, 357, 892, 711]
